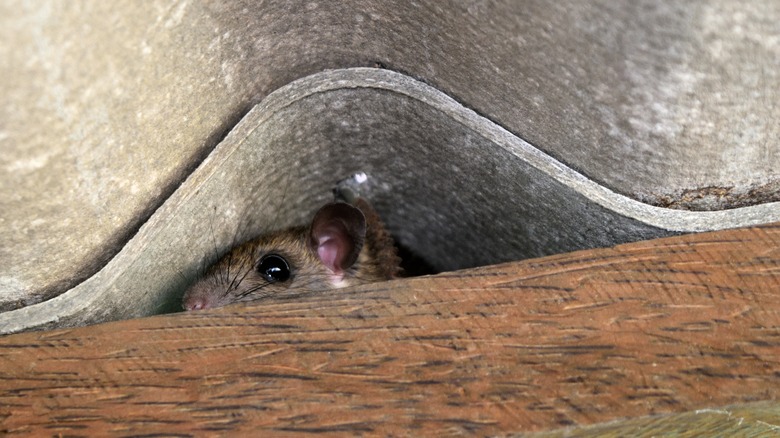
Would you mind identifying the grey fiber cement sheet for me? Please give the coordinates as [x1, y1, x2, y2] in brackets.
[527, 401, 780, 437]
[1, 68, 778, 334]
[3, 1, 780, 314]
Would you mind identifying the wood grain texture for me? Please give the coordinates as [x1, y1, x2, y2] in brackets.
[1, 223, 779, 436]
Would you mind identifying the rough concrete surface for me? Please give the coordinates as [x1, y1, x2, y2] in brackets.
[0, 1, 778, 332]
[525, 401, 780, 437]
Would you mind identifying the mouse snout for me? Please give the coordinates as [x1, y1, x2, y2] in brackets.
[183, 296, 209, 311]
[182, 284, 215, 311]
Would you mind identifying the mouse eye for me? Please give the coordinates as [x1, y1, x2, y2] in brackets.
[255, 254, 291, 283]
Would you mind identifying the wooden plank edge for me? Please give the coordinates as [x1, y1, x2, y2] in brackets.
[1, 222, 779, 435]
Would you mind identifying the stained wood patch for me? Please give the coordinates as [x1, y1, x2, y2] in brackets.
[1, 223, 779, 436]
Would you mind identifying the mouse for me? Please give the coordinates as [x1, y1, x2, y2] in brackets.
[182, 192, 401, 311]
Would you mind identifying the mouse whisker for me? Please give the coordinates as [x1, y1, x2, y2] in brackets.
[236, 282, 271, 300]
[221, 266, 255, 299]
[231, 265, 253, 291]
[224, 251, 235, 287]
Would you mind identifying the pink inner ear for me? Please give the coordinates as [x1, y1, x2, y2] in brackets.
[309, 202, 366, 277]
[316, 233, 343, 275]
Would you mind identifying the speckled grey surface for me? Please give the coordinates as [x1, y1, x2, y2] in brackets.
[1, 2, 778, 333]
[522, 401, 780, 437]
[1, 68, 778, 334]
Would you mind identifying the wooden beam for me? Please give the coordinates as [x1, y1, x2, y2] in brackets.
[1, 223, 779, 435]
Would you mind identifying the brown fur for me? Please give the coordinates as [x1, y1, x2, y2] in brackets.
[183, 199, 399, 310]
[354, 198, 402, 279]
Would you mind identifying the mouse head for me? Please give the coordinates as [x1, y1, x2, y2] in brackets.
[183, 202, 367, 311]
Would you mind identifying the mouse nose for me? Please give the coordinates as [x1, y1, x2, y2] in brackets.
[183, 296, 209, 311]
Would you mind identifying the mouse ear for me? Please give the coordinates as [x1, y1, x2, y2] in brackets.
[308, 202, 366, 276]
